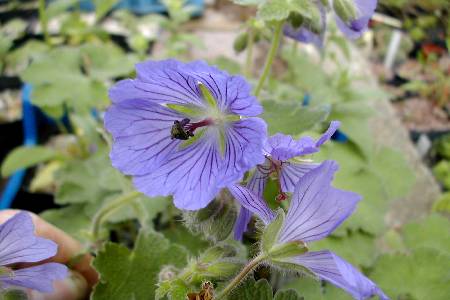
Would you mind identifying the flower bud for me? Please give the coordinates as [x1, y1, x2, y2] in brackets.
[233, 32, 248, 53]
[158, 265, 179, 282]
[183, 193, 237, 242]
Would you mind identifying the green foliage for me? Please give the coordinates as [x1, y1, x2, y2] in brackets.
[433, 192, 450, 213]
[227, 278, 303, 300]
[20, 42, 137, 117]
[92, 229, 188, 300]
[1, 146, 59, 177]
[371, 248, 450, 300]
[0, 289, 29, 300]
[401, 214, 450, 254]
[262, 101, 330, 136]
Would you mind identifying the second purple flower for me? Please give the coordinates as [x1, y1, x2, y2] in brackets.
[105, 59, 267, 210]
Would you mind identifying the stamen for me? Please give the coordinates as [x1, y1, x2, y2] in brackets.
[170, 118, 213, 140]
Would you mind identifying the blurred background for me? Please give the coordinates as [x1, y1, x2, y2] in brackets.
[0, 0, 449, 299]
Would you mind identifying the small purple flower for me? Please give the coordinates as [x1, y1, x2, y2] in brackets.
[284, 0, 378, 45]
[232, 122, 339, 240]
[105, 59, 267, 210]
[229, 161, 389, 300]
[0, 212, 68, 293]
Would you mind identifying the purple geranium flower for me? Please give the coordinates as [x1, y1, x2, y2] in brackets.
[233, 121, 339, 240]
[229, 161, 389, 300]
[0, 212, 68, 293]
[105, 59, 267, 210]
[284, 0, 378, 45]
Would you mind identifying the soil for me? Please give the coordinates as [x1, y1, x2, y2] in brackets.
[393, 98, 450, 132]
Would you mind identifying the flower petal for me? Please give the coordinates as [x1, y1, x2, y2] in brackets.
[247, 166, 269, 198]
[0, 212, 57, 266]
[0, 263, 68, 293]
[223, 118, 267, 184]
[122, 59, 262, 117]
[234, 206, 252, 241]
[315, 120, 340, 147]
[265, 134, 301, 161]
[279, 161, 319, 193]
[297, 121, 340, 156]
[104, 100, 183, 176]
[334, 0, 378, 39]
[228, 184, 275, 225]
[283, 2, 327, 47]
[133, 129, 222, 210]
[278, 160, 360, 243]
[292, 250, 389, 300]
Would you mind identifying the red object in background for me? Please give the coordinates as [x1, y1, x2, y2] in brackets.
[422, 43, 447, 57]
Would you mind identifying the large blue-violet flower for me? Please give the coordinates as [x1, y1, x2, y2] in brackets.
[229, 161, 389, 300]
[0, 212, 68, 293]
[105, 59, 267, 210]
[233, 121, 339, 239]
[284, 0, 378, 45]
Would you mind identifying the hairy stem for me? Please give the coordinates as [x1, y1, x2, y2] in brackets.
[215, 254, 266, 299]
[254, 21, 284, 97]
[91, 190, 141, 241]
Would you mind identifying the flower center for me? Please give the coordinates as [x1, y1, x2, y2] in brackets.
[170, 118, 213, 140]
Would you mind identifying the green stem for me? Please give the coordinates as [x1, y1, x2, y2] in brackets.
[91, 190, 141, 241]
[245, 28, 255, 77]
[38, 0, 50, 45]
[254, 21, 284, 97]
[215, 254, 266, 300]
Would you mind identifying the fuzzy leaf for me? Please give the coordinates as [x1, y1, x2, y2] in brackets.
[371, 248, 450, 300]
[1, 146, 58, 177]
[401, 214, 450, 254]
[92, 230, 188, 300]
[262, 101, 330, 136]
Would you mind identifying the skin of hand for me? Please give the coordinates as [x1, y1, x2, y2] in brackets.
[0, 210, 99, 300]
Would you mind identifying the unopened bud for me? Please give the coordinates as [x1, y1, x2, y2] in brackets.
[158, 265, 178, 282]
[233, 32, 248, 53]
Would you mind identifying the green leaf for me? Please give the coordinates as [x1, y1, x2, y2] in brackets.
[401, 214, 450, 254]
[93, 0, 120, 20]
[370, 147, 415, 199]
[433, 192, 450, 213]
[1, 289, 29, 300]
[310, 230, 376, 267]
[40, 205, 92, 241]
[262, 209, 285, 253]
[162, 225, 210, 256]
[92, 230, 188, 300]
[371, 248, 450, 300]
[1, 146, 58, 177]
[262, 101, 330, 136]
[80, 42, 138, 80]
[228, 278, 303, 300]
[227, 278, 272, 300]
[274, 289, 304, 300]
[258, 1, 291, 21]
[281, 276, 323, 300]
[55, 153, 121, 205]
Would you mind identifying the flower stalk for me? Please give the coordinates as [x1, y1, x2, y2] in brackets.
[215, 254, 266, 300]
[91, 190, 141, 241]
[254, 21, 284, 97]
